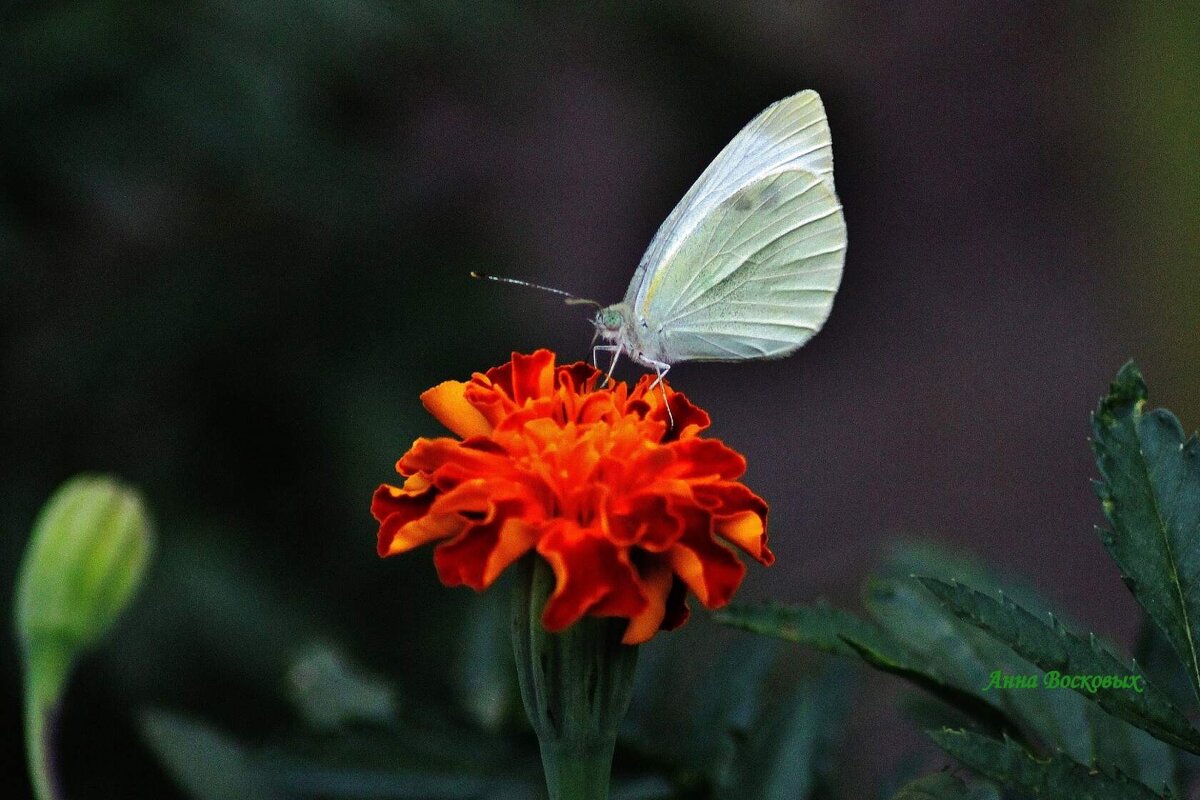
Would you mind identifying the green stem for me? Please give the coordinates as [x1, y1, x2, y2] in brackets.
[23, 641, 72, 800]
[25, 686, 64, 800]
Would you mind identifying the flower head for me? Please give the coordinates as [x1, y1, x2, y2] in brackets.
[371, 350, 772, 644]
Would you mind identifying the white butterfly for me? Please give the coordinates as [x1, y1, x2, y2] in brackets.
[476, 90, 846, 420]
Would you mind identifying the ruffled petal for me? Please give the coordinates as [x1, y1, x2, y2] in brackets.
[373, 349, 772, 643]
[399, 437, 517, 489]
[537, 522, 647, 631]
[373, 482, 462, 557]
[622, 557, 674, 644]
[692, 482, 772, 564]
[661, 576, 691, 631]
[609, 493, 683, 551]
[666, 439, 747, 481]
[433, 511, 539, 589]
[421, 381, 494, 438]
[665, 506, 747, 608]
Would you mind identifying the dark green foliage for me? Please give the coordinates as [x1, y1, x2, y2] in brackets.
[721, 663, 855, 800]
[917, 577, 1200, 754]
[928, 730, 1171, 800]
[1092, 362, 1200, 703]
[719, 363, 1200, 798]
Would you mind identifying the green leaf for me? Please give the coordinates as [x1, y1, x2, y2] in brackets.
[140, 710, 282, 800]
[144, 708, 545, 800]
[713, 600, 880, 659]
[710, 597, 892, 662]
[724, 662, 855, 800]
[1083, 702, 1178, 795]
[863, 580, 1080, 755]
[929, 729, 1171, 800]
[872, 545, 1176, 784]
[715, 601, 1016, 738]
[1092, 361, 1200, 702]
[918, 577, 1200, 755]
[692, 634, 780, 789]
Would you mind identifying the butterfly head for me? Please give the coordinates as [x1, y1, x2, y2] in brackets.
[593, 304, 630, 343]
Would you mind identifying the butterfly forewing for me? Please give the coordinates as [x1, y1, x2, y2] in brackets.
[624, 89, 837, 315]
[646, 168, 845, 361]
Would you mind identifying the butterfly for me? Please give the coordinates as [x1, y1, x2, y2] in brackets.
[475, 90, 846, 422]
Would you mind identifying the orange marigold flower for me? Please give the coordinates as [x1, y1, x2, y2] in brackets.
[371, 349, 773, 644]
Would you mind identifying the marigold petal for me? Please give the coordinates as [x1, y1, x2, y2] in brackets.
[373, 482, 465, 558]
[373, 350, 772, 641]
[715, 511, 774, 565]
[463, 379, 516, 429]
[429, 477, 531, 520]
[485, 349, 557, 405]
[609, 493, 683, 550]
[661, 577, 691, 631]
[667, 439, 747, 480]
[421, 381, 494, 438]
[557, 360, 601, 393]
[399, 437, 516, 489]
[433, 513, 539, 589]
[666, 527, 746, 608]
[371, 482, 431, 525]
[693, 482, 772, 564]
[537, 522, 647, 631]
[622, 558, 673, 644]
[380, 512, 464, 557]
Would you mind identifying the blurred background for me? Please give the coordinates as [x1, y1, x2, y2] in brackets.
[2, 2, 1197, 797]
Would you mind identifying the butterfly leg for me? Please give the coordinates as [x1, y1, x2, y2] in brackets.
[593, 343, 623, 388]
[643, 358, 674, 429]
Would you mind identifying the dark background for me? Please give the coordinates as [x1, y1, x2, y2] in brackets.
[3, 2, 1198, 796]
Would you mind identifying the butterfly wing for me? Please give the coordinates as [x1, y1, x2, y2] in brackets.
[646, 167, 845, 361]
[623, 89, 836, 312]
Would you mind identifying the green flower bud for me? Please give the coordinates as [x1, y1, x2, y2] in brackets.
[15, 474, 154, 706]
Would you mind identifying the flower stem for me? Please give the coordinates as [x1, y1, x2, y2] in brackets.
[511, 556, 639, 800]
[22, 642, 71, 800]
[25, 685, 64, 800]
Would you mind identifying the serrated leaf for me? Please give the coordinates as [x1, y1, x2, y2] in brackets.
[713, 600, 881, 658]
[1092, 361, 1200, 703]
[864, 579, 1083, 757]
[715, 601, 1016, 738]
[1084, 701, 1177, 794]
[929, 729, 1170, 800]
[918, 576, 1200, 755]
[872, 546, 1178, 783]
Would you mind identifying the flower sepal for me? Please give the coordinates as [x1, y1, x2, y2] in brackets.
[511, 555, 639, 800]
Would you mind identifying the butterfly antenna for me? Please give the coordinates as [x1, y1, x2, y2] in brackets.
[470, 271, 601, 309]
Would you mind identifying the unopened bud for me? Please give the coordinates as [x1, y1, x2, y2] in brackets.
[15, 475, 154, 704]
